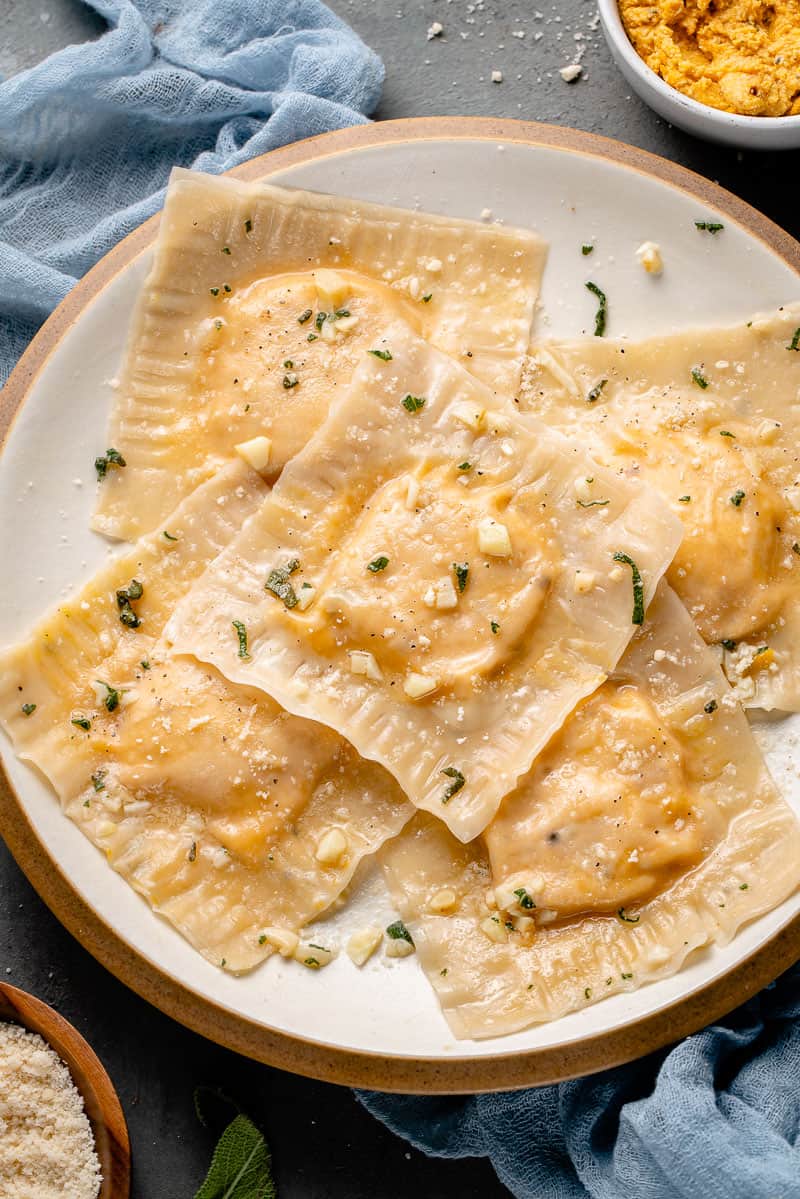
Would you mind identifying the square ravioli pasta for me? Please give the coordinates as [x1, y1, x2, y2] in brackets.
[380, 585, 800, 1039]
[0, 463, 411, 973]
[520, 304, 800, 710]
[165, 324, 683, 842]
[93, 167, 547, 540]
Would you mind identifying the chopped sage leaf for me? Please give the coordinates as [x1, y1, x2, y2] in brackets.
[452, 562, 469, 593]
[617, 907, 640, 924]
[209, 287, 219, 297]
[730, 490, 746, 507]
[788, 328, 800, 352]
[116, 578, 144, 629]
[678, 495, 691, 503]
[315, 311, 327, 330]
[94, 447, 126, 481]
[163, 530, 179, 541]
[513, 887, 536, 910]
[232, 619, 250, 659]
[140, 659, 151, 670]
[585, 281, 607, 336]
[612, 551, 644, 625]
[587, 378, 607, 403]
[244, 217, 253, 233]
[303, 957, 320, 969]
[695, 221, 724, 233]
[369, 349, 393, 361]
[577, 498, 610, 508]
[223, 284, 231, 294]
[793, 543, 800, 555]
[584, 986, 592, 999]
[307, 332, 318, 342]
[491, 620, 500, 635]
[386, 920, 414, 945]
[719, 430, 735, 438]
[258, 934, 267, 945]
[21, 702, 36, 716]
[581, 243, 594, 256]
[402, 394, 426, 414]
[334, 308, 350, 319]
[739, 882, 749, 890]
[422, 293, 433, 303]
[721, 639, 737, 652]
[188, 842, 197, 862]
[221, 245, 231, 255]
[457, 461, 472, 472]
[441, 766, 465, 803]
[266, 559, 300, 608]
[367, 556, 389, 573]
[71, 716, 91, 731]
[91, 769, 106, 792]
[691, 367, 709, 389]
[621, 972, 633, 980]
[298, 308, 313, 324]
[97, 681, 120, 712]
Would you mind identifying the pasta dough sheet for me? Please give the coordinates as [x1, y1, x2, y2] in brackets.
[0, 464, 411, 972]
[166, 323, 683, 843]
[519, 305, 800, 710]
[93, 167, 547, 540]
[380, 584, 800, 1039]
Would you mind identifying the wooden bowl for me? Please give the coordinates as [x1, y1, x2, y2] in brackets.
[0, 983, 130, 1198]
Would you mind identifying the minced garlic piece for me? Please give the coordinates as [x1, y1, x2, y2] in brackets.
[314, 268, 349, 307]
[404, 672, 440, 699]
[480, 915, 508, 943]
[315, 827, 349, 865]
[428, 887, 458, 914]
[385, 936, 415, 958]
[574, 569, 597, 594]
[452, 400, 486, 432]
[349, 650, 382, 681]
[424, 576, 458, 610]
[261, 926, 299, 957]
[295, 941, 335, 968]
[296, 583, 316, 611]
[478, 518, 512, 557]
[636, 241, 663, 275]
[346, 926, 383, 966]
[234, 435, 272, 472]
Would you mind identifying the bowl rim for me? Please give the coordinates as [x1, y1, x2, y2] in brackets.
[597, 0, 800, 130]
[0, 982, 130, 1198]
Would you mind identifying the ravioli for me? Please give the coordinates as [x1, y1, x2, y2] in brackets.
[93, 167, 547, 541]
[519, 305, 800, 710]
[380, 585, 800, 1039]
[166, 324, 682, 842]
[0, 464, 411, 972]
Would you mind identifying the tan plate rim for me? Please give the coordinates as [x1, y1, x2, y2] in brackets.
[0, 981, 131, 1196]
[1, 117, 798, 1094]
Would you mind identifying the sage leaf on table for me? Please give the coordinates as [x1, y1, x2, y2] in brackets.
[194, 1113, 277, 1199]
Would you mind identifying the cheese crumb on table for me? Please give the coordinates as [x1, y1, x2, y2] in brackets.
[0, 1022, 101, 1199]
[636, 241, 664, 275]
[559, 63, 583, 82]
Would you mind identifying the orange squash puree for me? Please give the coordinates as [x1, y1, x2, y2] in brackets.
[619, 1, 800, 117]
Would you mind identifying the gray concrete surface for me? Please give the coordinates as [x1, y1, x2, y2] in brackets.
[0, 3, 796, 1198]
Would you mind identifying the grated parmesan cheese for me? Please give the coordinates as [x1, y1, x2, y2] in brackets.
[0, 1022, 101, 1199]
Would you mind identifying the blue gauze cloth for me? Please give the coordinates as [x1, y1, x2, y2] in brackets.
[359, 962, 800, 1198]
[0, 0, 383, 383]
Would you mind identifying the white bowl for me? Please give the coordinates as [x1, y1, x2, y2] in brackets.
[598, 0, 800, 150]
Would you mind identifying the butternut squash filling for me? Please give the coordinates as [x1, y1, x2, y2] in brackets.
[486, 683, 721, 920]
[301, 468, 559, 693]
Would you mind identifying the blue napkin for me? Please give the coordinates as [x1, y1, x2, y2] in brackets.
[360, 962, 800, 1198]
[0, 0, 382, 383]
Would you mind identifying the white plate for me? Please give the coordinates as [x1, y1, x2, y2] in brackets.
[2, 121, 799, 1088]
